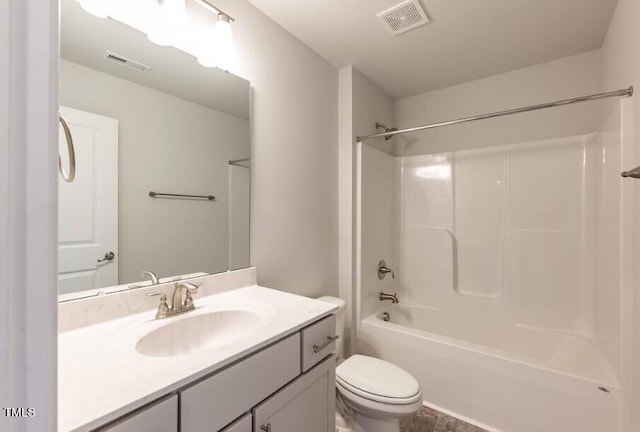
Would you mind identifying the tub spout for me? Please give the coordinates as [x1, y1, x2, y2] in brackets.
[379, 292, 399, 304]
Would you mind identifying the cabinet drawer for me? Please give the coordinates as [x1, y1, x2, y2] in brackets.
[181, 333, 300, 432]
[97, 395, 177, 432]
[221, 413, 252, 432]
[300, 315, 337, 372]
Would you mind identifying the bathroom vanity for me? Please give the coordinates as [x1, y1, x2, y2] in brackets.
[58, 268, 338, 432]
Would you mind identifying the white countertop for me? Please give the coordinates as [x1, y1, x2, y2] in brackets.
[58, 285, 337, 432]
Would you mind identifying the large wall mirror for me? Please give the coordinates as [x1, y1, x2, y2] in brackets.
[58, 0, 250, 300]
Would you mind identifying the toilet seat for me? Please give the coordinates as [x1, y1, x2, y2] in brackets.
[336, 355, 421, 405]
[336, 380, 423, 420]
[336, 376, 422, 405]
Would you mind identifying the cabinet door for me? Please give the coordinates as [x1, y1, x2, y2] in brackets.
[253, 356, 335, 432]
[97, 394, 177, 432]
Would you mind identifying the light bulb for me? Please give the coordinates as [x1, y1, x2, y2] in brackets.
[77, 0, 108, 18]
[107, 0, 152, 26]
[214, 13, 235, 71]
[196, 26, 218, 67]
[197, 49, 218, 68]
[147, 0, 187, 47]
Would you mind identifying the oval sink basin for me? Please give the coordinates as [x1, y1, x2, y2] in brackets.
[136, 310, 261, 357]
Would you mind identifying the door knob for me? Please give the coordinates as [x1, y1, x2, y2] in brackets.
[261, 424, 271, 432]
[97, 251, 115, 263]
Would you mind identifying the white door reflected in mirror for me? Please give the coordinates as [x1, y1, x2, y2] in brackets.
[58, 106, 119, 295]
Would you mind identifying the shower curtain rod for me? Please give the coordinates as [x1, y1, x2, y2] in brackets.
[356, 86, 634, 142]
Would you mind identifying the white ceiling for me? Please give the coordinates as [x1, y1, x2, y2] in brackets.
[247, 0, 619, 99]
[61, 0, 250, 119]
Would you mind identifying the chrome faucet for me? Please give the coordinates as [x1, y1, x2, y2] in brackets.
[141, 271, 160, 285]
[147, 281, 201, 319]
[379, 292, 399, 304]
[377, 260, 395, 280]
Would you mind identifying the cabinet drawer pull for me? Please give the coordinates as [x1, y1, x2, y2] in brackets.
[312, 335, 339, 353]
[261, 424, 271, 432]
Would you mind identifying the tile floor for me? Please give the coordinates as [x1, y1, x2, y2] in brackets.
[400, 406, 488, 432]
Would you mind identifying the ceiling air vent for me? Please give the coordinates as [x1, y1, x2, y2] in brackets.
[103, 51, 151, 73]
[377, 0, 430, 36]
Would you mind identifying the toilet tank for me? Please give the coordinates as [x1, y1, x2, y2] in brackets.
[316, 296, 346, 360]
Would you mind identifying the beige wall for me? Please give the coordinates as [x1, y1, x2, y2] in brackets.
[226, 1, 339, 298]
[338, 67, 394, 355]
[393, 50, 603, 156]
[60, 60, 250, 285]
[350, 70, 395, 330]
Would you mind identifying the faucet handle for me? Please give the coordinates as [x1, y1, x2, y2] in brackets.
[184, 290, 195, 309]
[147, 292, 169, 319]
[377, 260, 395, 279]
[175, 281, 201, 294]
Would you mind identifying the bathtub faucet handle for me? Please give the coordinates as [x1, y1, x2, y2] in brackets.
[379, 292, 399, 304]
[377, 260, 395, 279]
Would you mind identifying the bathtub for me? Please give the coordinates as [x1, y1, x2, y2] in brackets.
[357, 303, 619, 432]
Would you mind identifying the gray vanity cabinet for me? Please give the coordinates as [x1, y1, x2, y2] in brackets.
[97, 395, 177, 432]
[252, 356, 336, 432]
[92, 314, 336, 432]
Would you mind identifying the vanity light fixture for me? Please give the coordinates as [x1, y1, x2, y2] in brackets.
[74, 0, 237, 71]
[197, 11, 235, 70]
[213, 12, 234, 70]
[193, 0, 236, 69]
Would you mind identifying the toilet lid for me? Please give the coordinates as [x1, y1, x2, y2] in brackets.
[336, 355, 420, 403]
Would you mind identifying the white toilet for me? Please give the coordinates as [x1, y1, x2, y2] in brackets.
[317, 296, 422, 432]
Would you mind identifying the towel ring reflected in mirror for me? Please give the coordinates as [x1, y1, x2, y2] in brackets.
[58, 112, 76, 182]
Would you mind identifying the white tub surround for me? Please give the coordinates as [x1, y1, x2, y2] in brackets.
[356, 112, 626, 431]
[58, 268, 337, 432]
